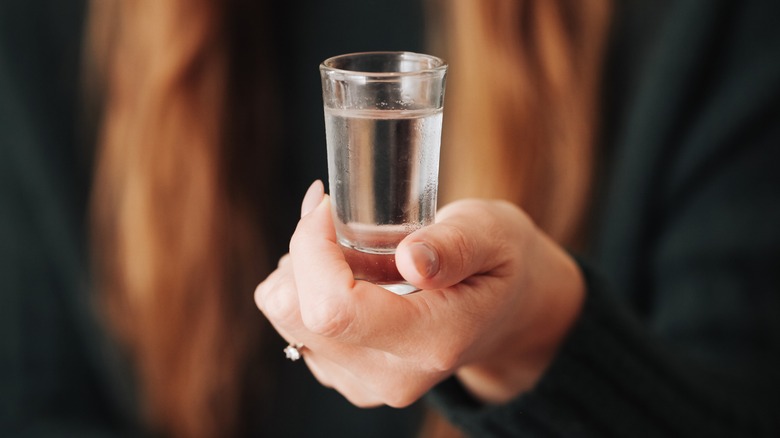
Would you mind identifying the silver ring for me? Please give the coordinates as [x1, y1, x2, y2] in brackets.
[284, 343, 304, 362]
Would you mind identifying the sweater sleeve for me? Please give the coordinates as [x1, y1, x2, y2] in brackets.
[429, 256, 779, 437]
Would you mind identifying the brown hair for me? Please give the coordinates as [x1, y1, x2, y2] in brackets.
[435, 0, 611, 247]
[88, 0, 280, 436]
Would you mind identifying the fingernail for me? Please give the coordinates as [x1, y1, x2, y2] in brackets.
[301, 180, 324, 218]
[409, 242, 439, 278]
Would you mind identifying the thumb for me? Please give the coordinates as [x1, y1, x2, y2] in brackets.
[396, 199, 529, 290]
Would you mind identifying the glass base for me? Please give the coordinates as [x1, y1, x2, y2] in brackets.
[378, 282, 420, 295]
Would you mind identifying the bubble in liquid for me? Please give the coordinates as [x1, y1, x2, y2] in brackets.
[398, 94, 416, 109]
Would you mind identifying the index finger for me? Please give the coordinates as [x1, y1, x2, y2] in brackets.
[289, 195, 425, 349]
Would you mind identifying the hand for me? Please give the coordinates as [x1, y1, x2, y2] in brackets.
[254, 181, 584, 407]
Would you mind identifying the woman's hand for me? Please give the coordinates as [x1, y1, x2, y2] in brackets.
[254, 181, 585, 407]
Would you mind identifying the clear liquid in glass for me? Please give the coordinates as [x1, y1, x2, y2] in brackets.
[325, 107, 442, 294]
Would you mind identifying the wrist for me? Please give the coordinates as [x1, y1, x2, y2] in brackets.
[455, 232, 585, 404]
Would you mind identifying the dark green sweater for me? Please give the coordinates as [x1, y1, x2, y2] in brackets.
[429, 0, 780, 436]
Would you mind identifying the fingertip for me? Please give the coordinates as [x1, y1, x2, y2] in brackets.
[409, 242, 440, 279]
[301, 180, 325, 218]
[397, 238, 443, 290]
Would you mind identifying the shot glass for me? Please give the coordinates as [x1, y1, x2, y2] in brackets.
[320, 51, 447, 295]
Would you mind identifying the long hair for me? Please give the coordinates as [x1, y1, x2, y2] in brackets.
[435, 0, 611, 247]
[88, 1, 280, 436]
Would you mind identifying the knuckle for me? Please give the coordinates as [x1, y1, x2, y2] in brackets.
[299, 297, 352, 338]
[262, 286, 299, 326]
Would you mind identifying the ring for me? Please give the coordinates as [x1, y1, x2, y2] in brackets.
[284, 343, 304, 362]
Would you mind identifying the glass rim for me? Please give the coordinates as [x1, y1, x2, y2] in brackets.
[320, 51, 447, 78]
